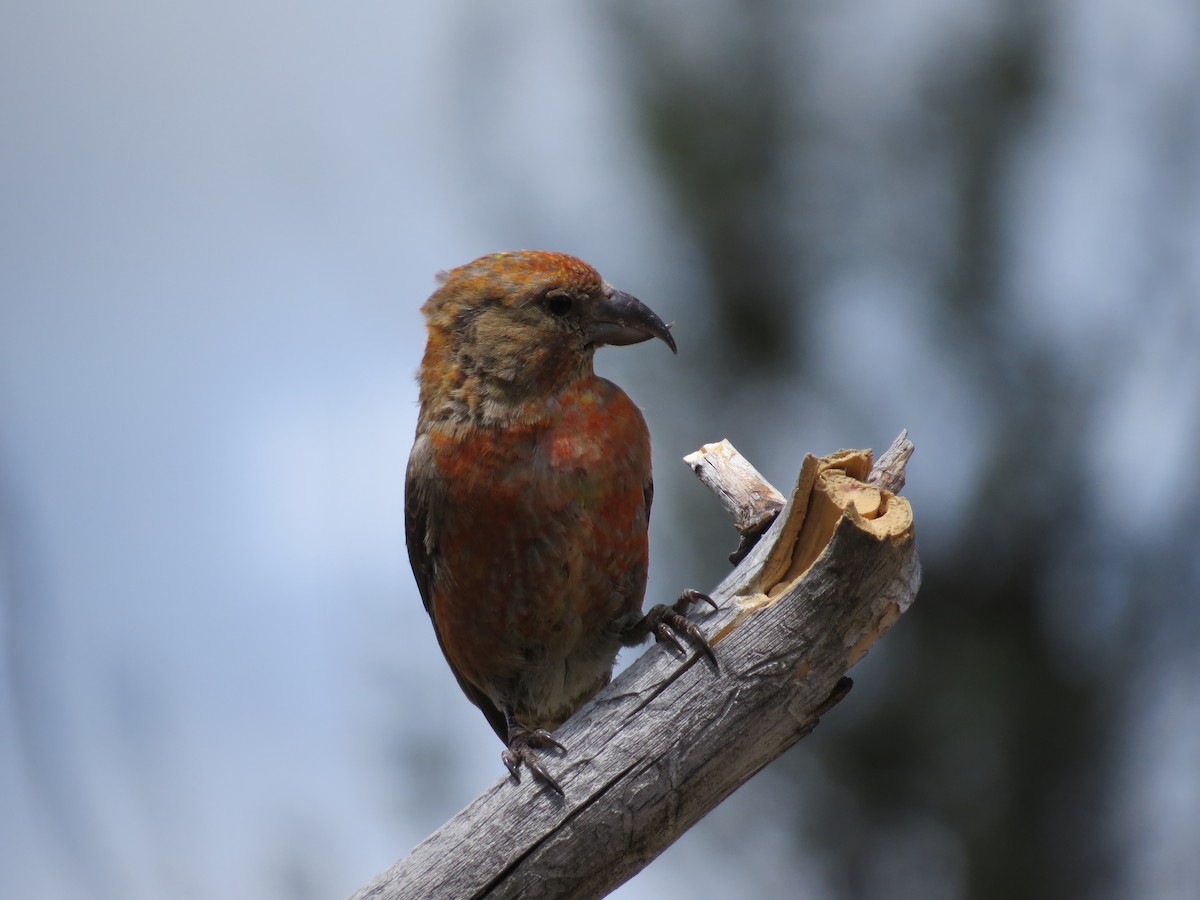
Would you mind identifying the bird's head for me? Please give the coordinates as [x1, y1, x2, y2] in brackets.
[417, 250, 675, 422]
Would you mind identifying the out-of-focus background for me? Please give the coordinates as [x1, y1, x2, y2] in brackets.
[3, 1, 1198, 898]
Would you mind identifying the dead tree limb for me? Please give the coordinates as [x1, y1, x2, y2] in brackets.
[352, 431, 920, 900]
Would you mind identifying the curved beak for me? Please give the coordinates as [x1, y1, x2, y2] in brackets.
[586, 287, 677, 354]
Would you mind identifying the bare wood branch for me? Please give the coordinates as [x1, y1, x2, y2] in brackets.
[867, 428, 914, 494]
[352, 432, 920, 900]
[683, 439, 786, 563]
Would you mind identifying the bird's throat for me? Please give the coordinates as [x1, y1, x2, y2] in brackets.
[420, 347, 597, 430]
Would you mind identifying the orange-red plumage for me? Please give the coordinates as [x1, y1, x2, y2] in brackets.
[405, 250, 711, 792]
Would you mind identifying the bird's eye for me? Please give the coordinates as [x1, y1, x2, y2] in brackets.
[544, 292, 573, 317]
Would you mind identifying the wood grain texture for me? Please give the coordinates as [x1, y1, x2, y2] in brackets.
[683, 439, 786, 563]
[352, 433, 920, 900]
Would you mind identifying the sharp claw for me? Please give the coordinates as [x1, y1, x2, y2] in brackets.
[522, 749, 565, 796]
[501, 748, 523, 781]
[673, 617, 701, 642]
[504, 724, 566, 795]
[531, 729, 566, 753]
[671, 614, 717, 664]
[632, 587, 720, 664]
[655, 622, 687, 654]
[678, 588, 718, 612]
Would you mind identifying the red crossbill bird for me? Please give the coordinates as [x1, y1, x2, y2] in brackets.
[405, 250, 715, 794]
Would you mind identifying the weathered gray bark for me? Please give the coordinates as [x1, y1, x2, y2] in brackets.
[353, 432, 920, 900]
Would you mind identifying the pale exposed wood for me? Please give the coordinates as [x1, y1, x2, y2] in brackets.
[352, 432, 920, 900]
[683, 439, 786, 562]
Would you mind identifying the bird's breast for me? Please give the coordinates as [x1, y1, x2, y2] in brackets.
[424, 378, 652, 708]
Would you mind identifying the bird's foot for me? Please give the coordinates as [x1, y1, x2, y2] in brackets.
[501, 724, 566, 796]
[632, 588, 719, 663]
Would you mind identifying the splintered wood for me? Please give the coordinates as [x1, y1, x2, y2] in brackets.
[688, 432, 916, 634]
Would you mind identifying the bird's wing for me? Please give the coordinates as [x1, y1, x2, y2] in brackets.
[404, 436, 437, 616]
[405, 434, 509, 741]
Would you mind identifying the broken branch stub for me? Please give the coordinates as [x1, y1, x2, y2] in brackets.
[688, 430, 917, 638]
[683, 439, 786, 563]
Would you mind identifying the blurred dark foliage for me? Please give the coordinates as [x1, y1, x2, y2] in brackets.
[610, 2, 1198, 898]
[613, 0, 801, 379]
